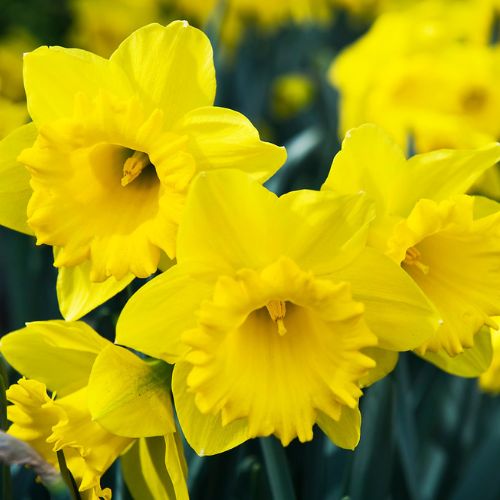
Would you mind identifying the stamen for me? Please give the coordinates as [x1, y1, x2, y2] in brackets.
[266, 300, 287, 336]
[121, 151, 151, 186]
[403, 246, 430, 274]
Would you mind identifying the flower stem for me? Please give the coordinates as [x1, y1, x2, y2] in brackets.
[259, 437, 296, 500]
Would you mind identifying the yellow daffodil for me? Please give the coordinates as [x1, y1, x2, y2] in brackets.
[0, 96, 27, 139]
[330, 1, 500, 153]
[116, 168, 438, 455]
[70, 0, 163, 57]
[323, 123, 500, 376]
[271, 73, 314, 119]
[2, 320, 188, 500]
[479, 318, 500, 393]
[0, 21, 285, 320]
[0, 30, 36, 102]
[176, 0, 331, 47]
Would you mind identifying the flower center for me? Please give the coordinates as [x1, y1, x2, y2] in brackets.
[461, 87, 488, 113]
[121, 150, 153, 187]
[403, 246, 429, 274]
[265, 300, 287, 336]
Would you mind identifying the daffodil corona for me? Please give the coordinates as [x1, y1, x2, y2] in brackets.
[0, 21, 286, 319]
[116, 169, 438, 454]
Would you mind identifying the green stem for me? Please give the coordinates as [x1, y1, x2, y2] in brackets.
[259, 437, 296, 500]
[57, 450, 81, 500]
[0, 358, 12, 500]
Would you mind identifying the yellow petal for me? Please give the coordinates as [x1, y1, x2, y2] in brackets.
[23, 46, 132, 125]
[332, 247, 440, 351]
[317, 406, 361, 450]
[479, 320, 500, 392]
[173, 362, 251, 456]
[322, 123, 406, 214]
[393, 142, 500, 216]
[359, 348, 399, 388]
[420, 326, 492, 377]
[122, 435, 189, 500]
[110, 21, 215, 128]
[174, 106, 286, 182]
[279, 189, 375, 274]
[88, 345, 175, 438]
[50, 387, 132, 497]
[177, 169, 287, 272]
[0, 320, 108, 396]
[56, 252, 134, 320]
[0, 122, 36, 234]
[116, 263, 215, 363]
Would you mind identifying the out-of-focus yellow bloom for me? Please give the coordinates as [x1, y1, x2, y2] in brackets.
[323, 124, 500, 376]
[330, 1, 499, 152]
[70, 0, 163, 57]
[0, 96, 26, 139]
[0, 32, 33, 138]
[333, 0, 499, 18]
[271, 73, 314, 119]
[0, 31, 36, 102]
[176, 0, 332, 46]
[117, 169, 438, 455]
[479, 318, 500, 393]
[0, 21, 285, 320]
[2, 320, 188, 500]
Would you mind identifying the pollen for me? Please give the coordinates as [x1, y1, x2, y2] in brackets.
[121, 150, 152, 187]
[403, 246, 430, 274]
[266, 300, 287, 336]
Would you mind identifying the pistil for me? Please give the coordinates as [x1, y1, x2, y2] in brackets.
[121, 151, 152, 186]
[266, 300, 287, 336]
[403, 246, 430, 274]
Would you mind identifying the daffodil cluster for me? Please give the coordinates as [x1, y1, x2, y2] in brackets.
[1, 18, 500, 500]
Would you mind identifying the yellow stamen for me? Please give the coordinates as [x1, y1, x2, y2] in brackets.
[403, 246, 430, 274]
[121, 151, 151, 187]
[266, 300, 287, 336]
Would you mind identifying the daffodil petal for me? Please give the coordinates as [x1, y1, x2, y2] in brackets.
[419, 326, 492, 377]
[116, 263, 215, 363]
[122, 435, 188, 500]
[23, 46, 132, 125]
[0, 320, 108, 395]
[177, 169, 288, 271]
[322, 123, 406, 214]
[88, 345, 175, 438]
[174, 106, 286, 182]
[56, 254, 134, 320]
[173, 362, 251, 456]
[359, 348, 399, 388]
[393, 142, 500, 216]
[0, 122, 36, 235]
[317, 406, 361, 450]
[110, 21, 215, 128]
[332, 247, 439, 351]
[279, 189, 375, 274]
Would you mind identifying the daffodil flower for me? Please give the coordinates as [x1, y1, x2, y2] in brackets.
[116, 169, 438, 455]
[0, 21, 286, 320]
[2, 320, 188, 500]
[323, 123, 500, 376]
